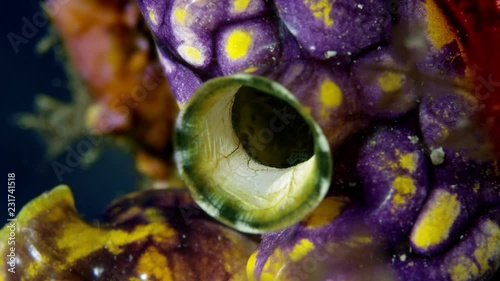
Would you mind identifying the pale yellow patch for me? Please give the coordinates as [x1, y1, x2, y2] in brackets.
[424, 0, 456, 49]
[148, 8, 158, 25]
[144, 207, 163, 221]
[26, 259, 44, 279]
[178, 44, 204, 66]
[135, 246, 173, 281]
[378, 71, 403, 92]
[392, 176, 416, 209]
[289, 239, 315, 262]
[233, 0, 251, 13]
[305, 0, 334, 27]
[398, 152, 418, 173]
[449, 256, 480, 281]
[226, 29, 253, 60]
[84, 103, 100, 131]
[261, 248, 287, 281]
[304, 197, 348, 228]
[174, 8, 187, 24]
[472, 220, 500, 276]
[411, 189, 460, 250]
[345, 236, 373, 248]
[473, 182, 480, 193]
[320, 79, 342, 108]
[246, 251, 258, 281]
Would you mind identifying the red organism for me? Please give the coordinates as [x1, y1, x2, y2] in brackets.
[441, 0, 500, 157]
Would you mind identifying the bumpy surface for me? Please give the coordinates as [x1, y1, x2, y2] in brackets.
[136, 0, 500, 280]
[0, 186, 256, 280]
[5, 0, 498, 280]
[139, 0, 393, 148]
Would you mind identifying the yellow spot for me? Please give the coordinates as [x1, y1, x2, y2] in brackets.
[233, 0, 251, 13]
[304, 197, 348, 227]
[289, 239, 315, 262]
[392, 176, 416, 209]
[226, 29, 253, 60]
[26, 258, 44, 278]
[135, 246, 173, 281]
[411, 189, 460, 250]
[398, 152, 418, 173]
[449, 221, 500, 281]
[84, 103, 101, 131]
[449, 256, 479, 281]
[378, 71, 403, 92]
[352, 236, 373, 244]
[178, 44, 204, 66]
[320, 79, 342, 108]
[243, 66, 258, 73]
[56, 221, 175, 263]
[424, 0, 457, 48]
[144, 207, 163, 221]
[246, 251, 258, 281]
[345, 235, 373, 248]
[472, 220, 500, 275]
[305, 0, 334, 27]
[261, 248, 287, 281]
[473, 182, 480, 193]
[174, 8, 187, 24]
[148, 8, 158, 25]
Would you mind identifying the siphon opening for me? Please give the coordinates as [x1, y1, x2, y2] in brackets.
[231, 85, 315, 168]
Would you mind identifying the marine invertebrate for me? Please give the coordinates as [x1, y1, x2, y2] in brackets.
[0, 185, 256, 280]
[3, 0, 500, 280]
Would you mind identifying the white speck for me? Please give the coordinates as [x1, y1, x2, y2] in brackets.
[310, 46, 316, 51]
[399, 254, 407, 262]
[93, 267, 104, 278]
[407, 135, 419, 144]
[348, 182, 357, 187]
[460, 235, 464, 240]
[217, 235, 222, 241]
[451, 184, 457, 189]
[325, 50, 337, 58]
[129, 254, 134, 262]
[347, 51, 352, 56]
[357, 4, 364, 9]
[28, 245, 42, 261]
[430, 147, 445, 165]
[158, 51, 176, 74]
[140, 273, 148, 280]
[377, 46, 382, 50]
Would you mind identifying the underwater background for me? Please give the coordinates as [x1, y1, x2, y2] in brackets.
[1, 0, 139, 224]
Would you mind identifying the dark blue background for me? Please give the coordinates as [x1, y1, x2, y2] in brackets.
[1, 1, 139, 224]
